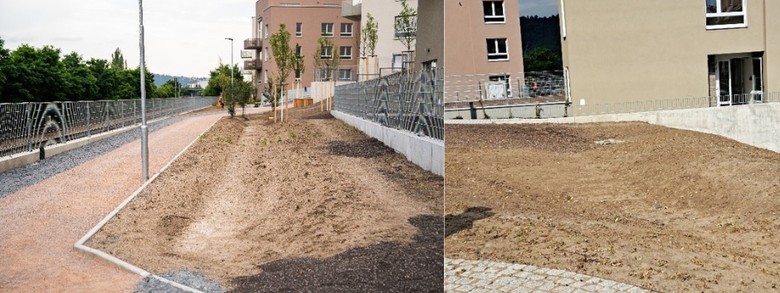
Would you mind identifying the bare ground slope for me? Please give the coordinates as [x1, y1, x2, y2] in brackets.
[87, 105, 443, 290]
[445, 122, 780, 292]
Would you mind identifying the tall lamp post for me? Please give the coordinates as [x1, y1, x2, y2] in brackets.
[138, 0, 149, 180]
[225, 37, 235, 117]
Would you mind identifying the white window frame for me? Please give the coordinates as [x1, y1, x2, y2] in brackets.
[483, 1, 506, 23]
[338, 68, 353, 81]
[320, 46, 333, 59]
[321, 23, 334, 37]
[705, 0, 747, 30]
[486, 38, 509, 61]
[340, 23, 353, 37]
[295, 22, 302, 37]
[339, 46, 352, 59]
[489, 74, 512, 98]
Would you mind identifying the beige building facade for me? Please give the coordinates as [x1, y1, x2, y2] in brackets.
[247, 0, 361, 97]
[416, 0, 444, 71]
[443, 0, 524, 102]
[343, 0, 423, 78]
[560, 0, 780, 107]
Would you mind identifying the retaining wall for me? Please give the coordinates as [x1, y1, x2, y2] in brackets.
[447, 103, 780, 153]
[332, 111, 444, 176]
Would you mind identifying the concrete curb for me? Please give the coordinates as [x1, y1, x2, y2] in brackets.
[73, 114, 225, 293]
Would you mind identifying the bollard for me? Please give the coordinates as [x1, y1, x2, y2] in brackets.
[469, 102, 477, 119]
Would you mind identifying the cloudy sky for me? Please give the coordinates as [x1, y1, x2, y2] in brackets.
[0, 0, 253, 77]
[519, 0, 559, 17]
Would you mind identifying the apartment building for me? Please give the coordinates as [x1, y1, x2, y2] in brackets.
[560, 0, 780, 107]
[343, 0, 424, 78]
[246, 0, 361, 97]
[444, 0, 524, 102]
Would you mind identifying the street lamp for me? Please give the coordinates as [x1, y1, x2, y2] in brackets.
[225, 37, 235, 117]
[138, 0, 149, 180]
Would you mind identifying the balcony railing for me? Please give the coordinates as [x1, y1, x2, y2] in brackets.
[341, 0, 361, 17]
[244, 38, 261, 49]
[244, 60, 262, 71]
[394, 15, 417, 38]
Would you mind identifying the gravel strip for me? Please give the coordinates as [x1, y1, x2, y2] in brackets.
[135, 270, 224, 293]
[0, 116, 185, 197]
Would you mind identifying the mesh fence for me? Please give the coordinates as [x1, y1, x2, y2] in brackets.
[0, 96, 218, 157]
[334, 68, 444, 141]
[444, 71, 567, 105]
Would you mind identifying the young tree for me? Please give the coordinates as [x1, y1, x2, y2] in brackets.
[269, 24, 295, 122]
[292, 43, 305, 105]
[360, 13, 379, 79]
[313, 37, 340, 111]
[396, 0, 416, 52]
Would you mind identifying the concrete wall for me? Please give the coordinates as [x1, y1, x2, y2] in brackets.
[560, 0, 778, 106]
[448, 103, 780, 153]
[332, 111, 444, 176]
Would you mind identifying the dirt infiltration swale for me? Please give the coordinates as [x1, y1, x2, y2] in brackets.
[446, 122, 780, 292]
[86, 104, 443, 291]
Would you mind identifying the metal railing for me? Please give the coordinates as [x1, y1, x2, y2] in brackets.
[244, 38, 261, 49]
[445, 71, 567, 104]
[0, 96, 218, 157]
[335, 67, 443, 140]
[244, 59, 261, 71]
[572, 91, 780, 116]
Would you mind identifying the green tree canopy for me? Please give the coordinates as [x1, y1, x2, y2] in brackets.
[0, 39, 155, 103]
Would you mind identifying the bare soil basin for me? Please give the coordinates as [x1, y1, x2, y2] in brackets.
[87, 104, 443, 292]
[445, 122, 780, 292]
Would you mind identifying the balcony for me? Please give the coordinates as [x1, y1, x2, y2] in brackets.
[244, 38, 261, 50]
[341, 0, 361, 18]
[394, 15, 417, 38]
[244, 59, 262, 71]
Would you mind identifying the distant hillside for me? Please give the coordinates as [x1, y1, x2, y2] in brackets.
[521, 15, 563, 72]
[153, 74, 205, 87]
[520, 15, 561, 51]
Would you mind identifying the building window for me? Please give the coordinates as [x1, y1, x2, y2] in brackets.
[296, 45, 302, 57]
[339, 46, 352, 59]
[318, 68, 332, 80]
[706, 0, 747, 29]
[264, 24, 269, 38]
[321, 23, 334, 36]
[340, 23, 353, 37]
[338, 69, 353, 81]
[264, 47, 269, 61]
[483, 1, 506, 23]
[296, 22, 302, 37]
[486, 38, 508, 61]
[320, 46, 333, 59]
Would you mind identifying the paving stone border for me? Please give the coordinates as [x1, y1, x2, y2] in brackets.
[445, 258, 652, 293]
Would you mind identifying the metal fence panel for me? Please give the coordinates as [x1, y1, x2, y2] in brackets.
[334, 68, 443, 141]
[0, 96, 217, 157]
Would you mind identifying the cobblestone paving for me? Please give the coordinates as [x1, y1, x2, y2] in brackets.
[445, 258, 652, 293]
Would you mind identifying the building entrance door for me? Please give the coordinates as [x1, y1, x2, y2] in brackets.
[715, 55, 764, 106]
